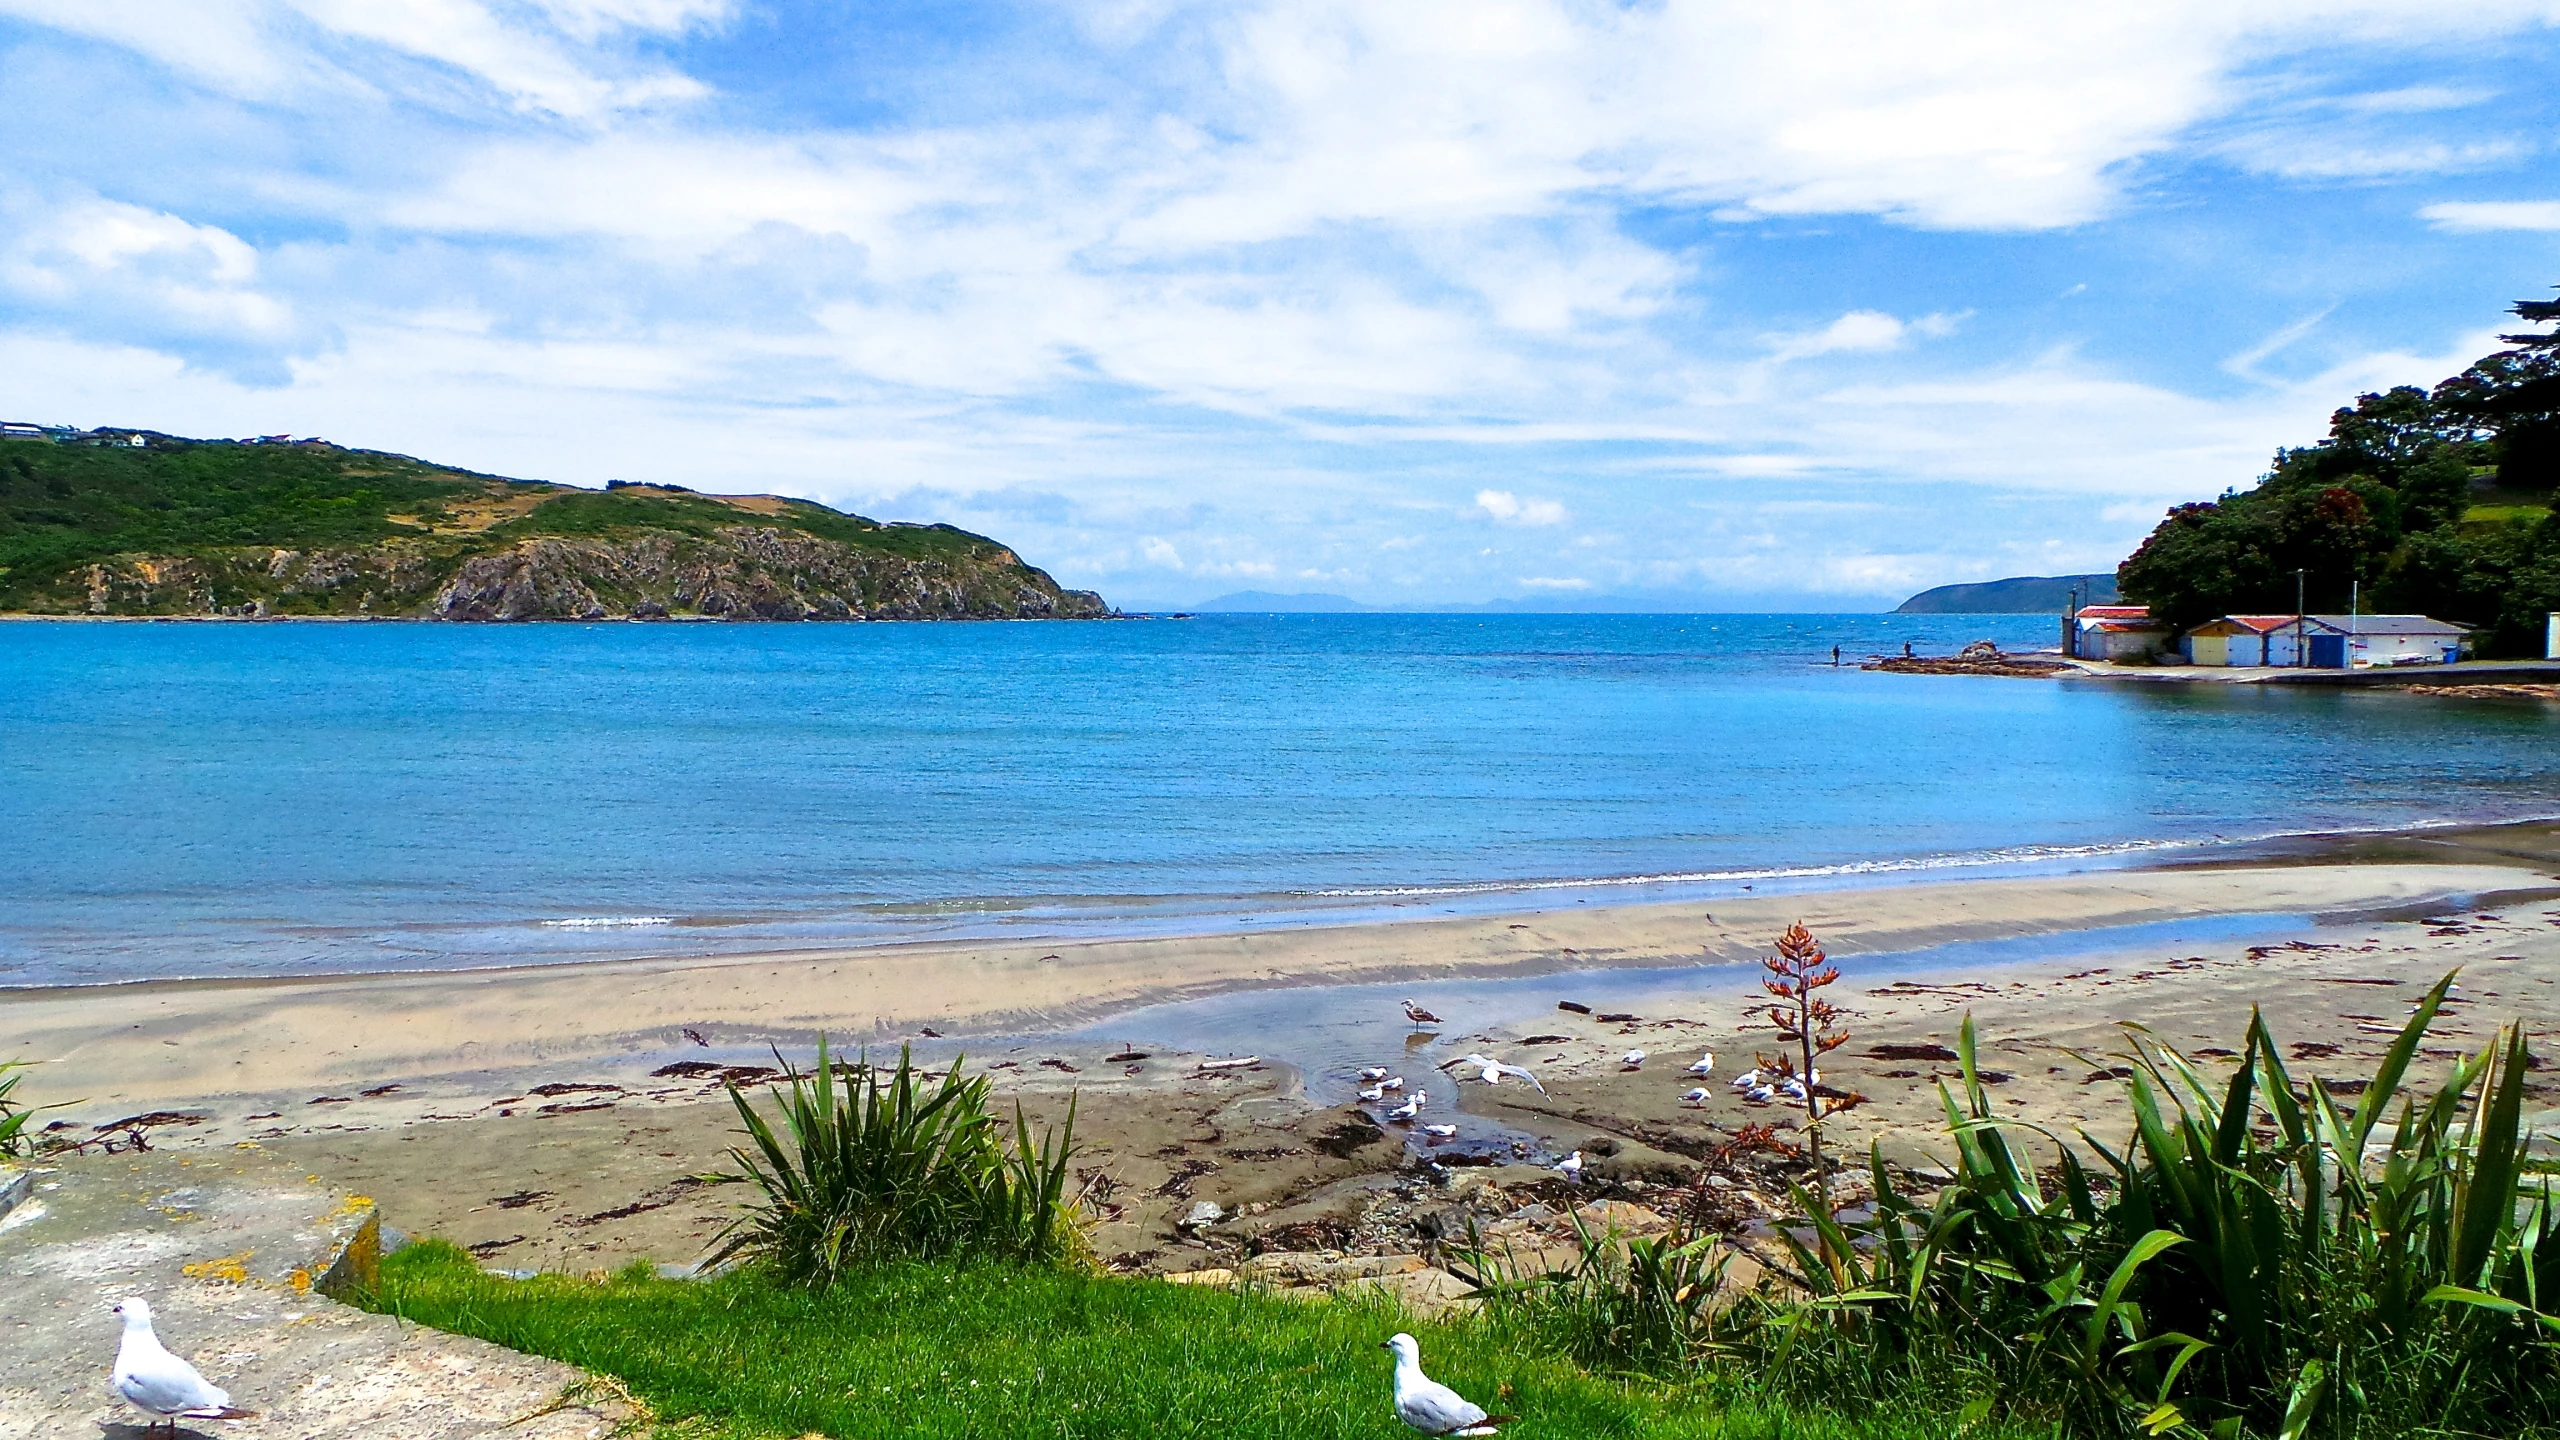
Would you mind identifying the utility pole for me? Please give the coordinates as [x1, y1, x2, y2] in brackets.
[2304, 566, 2324, 666]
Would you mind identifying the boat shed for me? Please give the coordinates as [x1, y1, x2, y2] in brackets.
[2181, 613, 2469, 668]
[2307, 614, 2469, 667]
[2182, 614, 2297, 666]
[2065, 604, 2166, 661]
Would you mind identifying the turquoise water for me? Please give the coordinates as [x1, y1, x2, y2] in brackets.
[4, 614, 2556, 986]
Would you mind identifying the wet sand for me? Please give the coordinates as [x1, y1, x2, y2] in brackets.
[7, 824, 2558, 1274]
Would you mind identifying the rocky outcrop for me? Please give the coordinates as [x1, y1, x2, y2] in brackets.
[59, 526, 1110, 622]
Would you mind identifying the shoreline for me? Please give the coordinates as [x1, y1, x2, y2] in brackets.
[8, 825, 2556, 1275]
[8, 834, 2554, 1120]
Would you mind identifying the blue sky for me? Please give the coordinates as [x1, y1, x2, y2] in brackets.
[5, 2, 2560, 609]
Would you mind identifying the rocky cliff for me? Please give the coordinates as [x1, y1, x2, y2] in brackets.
[2, 436, 1110, 621]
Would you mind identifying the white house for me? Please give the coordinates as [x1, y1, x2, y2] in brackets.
[2184, 613, 2467, 668]
[2312, 614, 2468, 667]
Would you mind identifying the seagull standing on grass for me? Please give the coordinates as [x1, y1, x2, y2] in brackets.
[1382, 1333, 1510, 1437]
[110, 1298, 256, 1436]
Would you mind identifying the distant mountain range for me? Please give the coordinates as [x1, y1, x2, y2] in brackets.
[1894, 574, 2118, 614]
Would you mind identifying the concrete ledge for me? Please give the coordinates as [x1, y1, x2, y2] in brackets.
[0, 1165, 30, 1226]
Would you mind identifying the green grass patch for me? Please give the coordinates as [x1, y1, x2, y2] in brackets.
[364, 1242, 2027, 1440]
[2460, 502, 2554, 526]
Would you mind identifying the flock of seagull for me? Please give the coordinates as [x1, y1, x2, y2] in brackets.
[1371, 997, 1812, 1188]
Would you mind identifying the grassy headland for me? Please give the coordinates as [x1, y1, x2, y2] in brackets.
[0, 433, 1107, 620]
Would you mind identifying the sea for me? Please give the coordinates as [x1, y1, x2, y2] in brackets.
[5, 613, 2557, 989]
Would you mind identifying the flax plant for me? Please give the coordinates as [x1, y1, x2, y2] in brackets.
[1747, 969, 2560, 1438]
[1762, 922, 1854, 1184]
[707, 1041, 1088, 1287]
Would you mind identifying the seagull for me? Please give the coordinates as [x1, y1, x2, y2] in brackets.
[1379, 1076, 1405, 1092]
[1684, 1052, 1716, 1078]
[1620, 1049, 1647, 1071]
[1402, 1000, 1443, 1026]
[1437, 1053, 1548, 1095]
[1728, 1067, 1762, 1092]
[1680, 1087, 1710, 1106]
[1778, 1077, 1809, 1102]
[1383, 1332, 1509, 1438]
[1358, 1067, 1391, 1082]
[1744, 1084, 1776, 1104]
[1421, 1123, 1458, 1139]
[1385, 1091, 1425, 1123]
[1359, 1083, 1386, 1102]
[110, 1298, 256, 1436]
[1552, 1151, 1584, 1183]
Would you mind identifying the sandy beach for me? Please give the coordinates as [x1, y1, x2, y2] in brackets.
[8, 823, 2559, 1275]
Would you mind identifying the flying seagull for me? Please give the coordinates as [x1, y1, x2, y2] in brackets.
[111, 1298, 256, 1436]
[1385, 1090, 1426, 1123]
[1552, 1150, 1584, 1183]
[1401, 1000, 1443, 1026]
[1383, 1332, 1510, 1438]
[1436, 1053, 1547, 1095]
[1620, 1049, 1647, 1071]
[1684, 1052, 1716, 1078]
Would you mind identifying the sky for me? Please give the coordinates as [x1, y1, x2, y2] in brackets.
[5, 2, 2560, 610]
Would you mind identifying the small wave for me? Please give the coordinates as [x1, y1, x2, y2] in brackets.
[1297, 837, 2213, 900]
[538, 915, 678, 929]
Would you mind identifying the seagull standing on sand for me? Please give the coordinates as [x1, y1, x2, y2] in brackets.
[110, 1298, 256, 1436]
[1382, 1333, 1510, 1438]
[1553, 1151, 1584, 1183]
[1729, 1067, 1762, 1092]
[1680, 1087, 1711, 1106]
[1437, 1053, 1548, 1095]
[1684, 1052, 1716, 1078]
[1744, 1083, 1776, 1104]
[1402, 1000, 1443, 1026]
[1385, 1091, 1425, 1123]
[1620, 1049, 1647, 1071]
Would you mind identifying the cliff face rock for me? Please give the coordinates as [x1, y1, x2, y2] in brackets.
[427, 530, 1108, 622]
[69, 528, 1109, 621]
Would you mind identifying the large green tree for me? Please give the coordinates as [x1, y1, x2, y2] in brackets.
[2117, 289, 2560, 654]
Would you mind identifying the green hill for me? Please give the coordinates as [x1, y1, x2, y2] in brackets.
[0, 431, 1107, 620]
[1894, 573, 2116, 613]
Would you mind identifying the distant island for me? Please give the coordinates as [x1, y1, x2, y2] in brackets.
[1192, 590, 1367, 612]
[1894, 574, 2118, 614]
[0, 429, 1108, 621]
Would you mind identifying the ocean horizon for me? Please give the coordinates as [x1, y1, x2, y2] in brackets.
[6, 612, 2557, 988]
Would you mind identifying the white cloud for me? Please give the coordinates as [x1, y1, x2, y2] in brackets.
[1767, 310, 1948, 363]
[1476, 489, 1569, 526]
[1516, 575, 1591, 591]
[0, 195, 294, 341]
[2419, 200, 2560, 231]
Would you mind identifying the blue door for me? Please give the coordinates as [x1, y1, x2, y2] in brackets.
[2308, 634, 2347, 668]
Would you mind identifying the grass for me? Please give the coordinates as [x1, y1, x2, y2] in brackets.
[364, 1242, 2052, 1440]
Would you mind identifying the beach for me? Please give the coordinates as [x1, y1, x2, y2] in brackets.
[9, 822, 2558, 1274]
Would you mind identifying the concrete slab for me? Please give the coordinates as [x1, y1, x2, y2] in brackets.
[0, 1145, 625, 1439]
